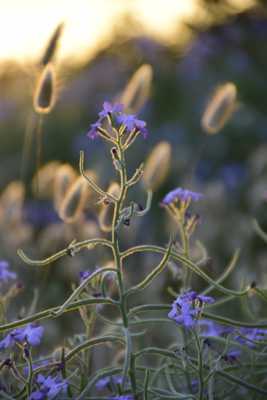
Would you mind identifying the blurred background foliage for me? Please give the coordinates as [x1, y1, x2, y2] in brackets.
[1, 0, 267, 343]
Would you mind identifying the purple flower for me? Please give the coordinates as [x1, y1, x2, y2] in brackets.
[109, 396, 134, 400]
[234, 327, 267, 347]
[222, 349, 241, 363]
[0, 261, 17, 283]
[168, 291, 214, 328]
[24, 359, 49, 376]
[96, 375, 125, 390]
[162, 188, 203, 205]
[98, 102, 123, 119]
[200, 320, 234, 337]
[117, 113, 148, 137]
[30, 374, 68, 400]
[87, 120, 101, 139]
[0, 324, 44, 349]
[79, 270, 91, 282]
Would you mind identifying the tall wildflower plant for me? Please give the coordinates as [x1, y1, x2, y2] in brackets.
[1, 100, 267, 399]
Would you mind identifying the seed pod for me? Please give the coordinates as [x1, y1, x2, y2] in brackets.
[41, 22, 64, 66]
[201, 82, 237, 134]
[143, 141, 171, 191]
[59, 175, 92, 223]
[33, 63, 56, 114]
[0, 181, 25, 224]
[119, 64, 153, 113]
[54, 164, 77, 212]
[98, 182, 120, 232]
[32, 161, 61, 198]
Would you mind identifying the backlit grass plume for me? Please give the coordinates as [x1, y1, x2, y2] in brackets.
[32, 161, 61, 198]
[33, 63, 56, 115]
[58, 175, 91, 223]
[119, 64, 153, 113]
[40, 22, 64, 66]
[98, 182, 120, 232]
[201, 82, 237, 134]
[53, 164, 77, 212]
[143, 141, 171, 191]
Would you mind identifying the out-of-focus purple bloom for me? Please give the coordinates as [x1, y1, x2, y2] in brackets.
[200, 319, 234, 337]
[79, 270, 91, 280]
[87, 120, 102, 139]
[0, 324, 44, 349]
[96, 375, 124, 390]
[222, 349, 241, 363]
[24, 359, 49, 376]
[168, 291, 214, 328]
[235, 327, 267, 347]
[162, 188, 203, 206]
[219, 163, 247, 190]
[117, 113, 148, 137]
[30, 374, 68, 400]
[0, 261, 17, 283]
[24, 201, 60, 229]
[109, 396, 134, 400]
[98, 102, 123, 119]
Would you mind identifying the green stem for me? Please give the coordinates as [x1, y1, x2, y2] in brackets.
[0, 297, 118, 333]
[121, 245, 250, 297]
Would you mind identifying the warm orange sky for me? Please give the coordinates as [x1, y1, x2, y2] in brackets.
[0, 0, 255, 62]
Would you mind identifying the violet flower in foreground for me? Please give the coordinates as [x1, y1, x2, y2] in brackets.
[87, 101, 148, 139]
[0, 260, 17, 283]
[98, 101, 123, 119]
[116, 113, 148, 138]
[0, 324, 44, 349]
[162, 187, 203, 206]
[168, 291, 214, 328]
[30, 374, 68, 400]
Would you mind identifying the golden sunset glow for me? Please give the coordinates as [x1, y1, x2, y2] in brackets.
[0, 0, 256, 63]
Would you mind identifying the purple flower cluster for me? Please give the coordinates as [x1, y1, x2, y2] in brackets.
[0, 260, 17, 283]
[87, 101, 148, 139]
[168, 291, 214, 328]
[162, 188, 203, 206]
[30, 374, 68, 400]
[0, 324, 44, 349]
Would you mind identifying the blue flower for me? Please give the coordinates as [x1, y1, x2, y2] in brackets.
[222, 349, 241, 363]
[162, 188, 203, 205]
[168, 291, 214, 328]
[117, 113, 148, 137]
[200, 319, 234, 337]
[0, 261, 17, 283]
[30, 374, 68, 400]
[96, 375, 125, 390]
[0, 324, 44, 349]
[87, 120, 102, 139]
[98, 102, 123, 119]
[234, 327, 267, 347]
[79, 270, 91, 282]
